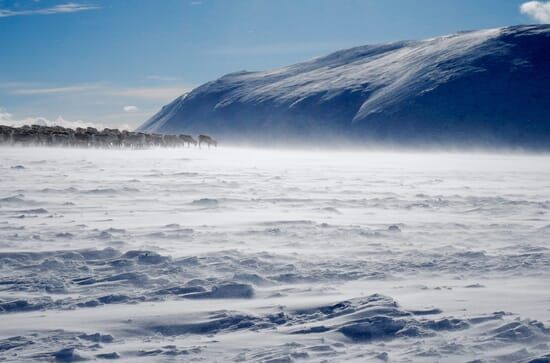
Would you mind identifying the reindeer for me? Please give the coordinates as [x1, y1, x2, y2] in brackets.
[179, 134, 197, 147]
[163, 134, 180, 147]
[198, 134, 217, 148]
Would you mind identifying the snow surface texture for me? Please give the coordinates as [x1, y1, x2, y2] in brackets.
[1, 146, 550, 362]
[138, 25, 550, 148]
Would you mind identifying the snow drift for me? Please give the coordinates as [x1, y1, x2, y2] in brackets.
[2, 147, 550, 361]
[138, 25, 550, 147]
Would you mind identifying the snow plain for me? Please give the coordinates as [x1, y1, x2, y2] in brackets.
[1, 146, 549, 362]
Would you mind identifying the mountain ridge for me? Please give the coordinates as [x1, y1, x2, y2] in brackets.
[138, 25, 550, 148]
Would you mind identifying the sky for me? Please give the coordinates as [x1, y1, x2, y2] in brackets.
[0, 0, 548, 130]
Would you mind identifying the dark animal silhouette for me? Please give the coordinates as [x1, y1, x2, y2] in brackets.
[179, 134, 197, 147]
[198, 135, 217, 148]
[0, 125, 214, 149]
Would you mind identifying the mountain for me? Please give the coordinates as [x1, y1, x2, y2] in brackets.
[138, 25, 550, 148]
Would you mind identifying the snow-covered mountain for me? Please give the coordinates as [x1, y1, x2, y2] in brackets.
[138, 25, 550, 147]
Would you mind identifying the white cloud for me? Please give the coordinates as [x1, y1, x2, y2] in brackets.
[6, 82, 190, 101]
[11, 84, 103, 95]
[520, 1, 550, 23]
[0, 2, 99, 18]
[0, 107, 103, 129]
[123, 105, 139, 112]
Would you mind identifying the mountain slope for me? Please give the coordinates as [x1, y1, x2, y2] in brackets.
[138, 25, 550, 147]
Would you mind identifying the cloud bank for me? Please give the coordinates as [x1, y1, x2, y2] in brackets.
[0, 3, 98, 18]
[521, 1, 550, 23]
[0, 107, 104, 130]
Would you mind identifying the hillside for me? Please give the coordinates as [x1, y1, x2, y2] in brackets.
[138, 25, 550, 147]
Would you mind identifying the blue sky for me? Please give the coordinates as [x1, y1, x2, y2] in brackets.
[0, 0, 546, 129]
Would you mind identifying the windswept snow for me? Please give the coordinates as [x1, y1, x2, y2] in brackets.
[1, 146, 550, 362]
